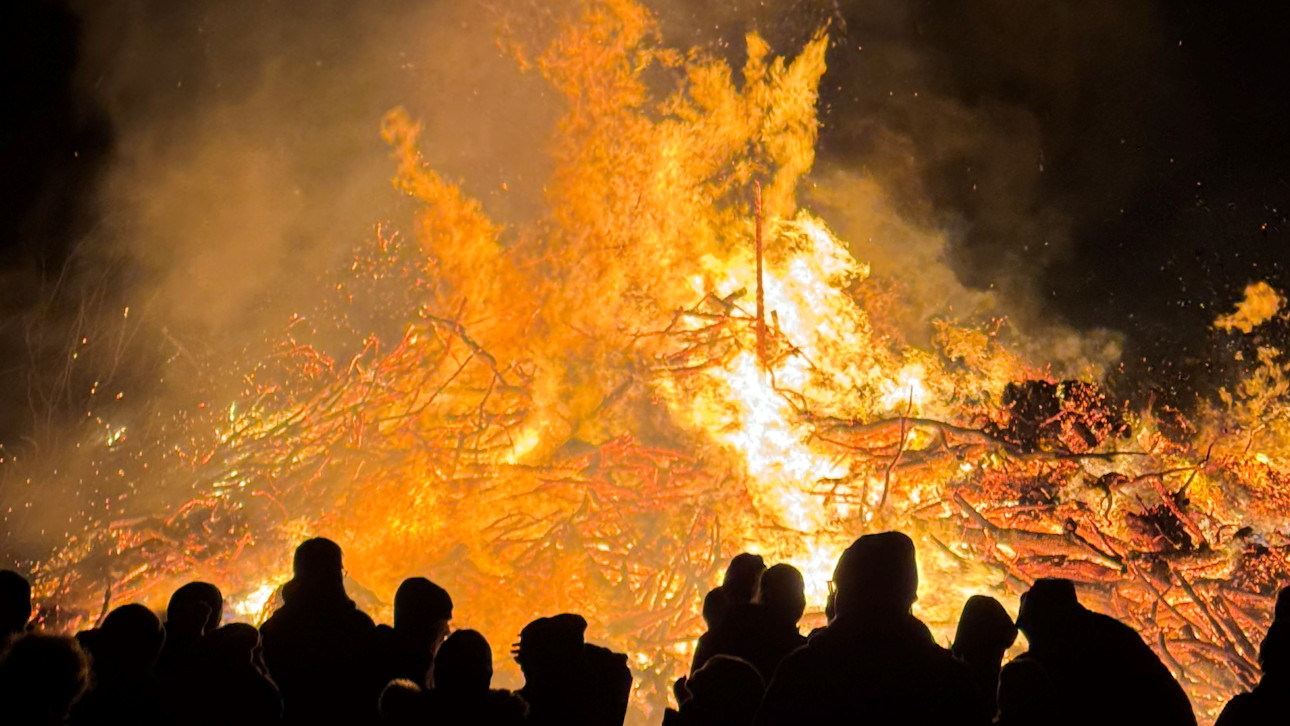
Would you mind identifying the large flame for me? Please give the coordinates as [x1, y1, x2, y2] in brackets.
[7, 3, 1290, 725]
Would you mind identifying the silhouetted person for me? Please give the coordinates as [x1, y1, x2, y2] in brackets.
[751, 564, 808, 677]
[951, 595, 1017, 718]
[71, 603, 166, 726]
[702, 588, 727, 630]
[0, 633, 90, 726]
[697, 563, 807, 682]
[664, 655, 765, 726]
[378, 679, 424, 726]
[259, 538, 377, 726]
[722, 553, 765, 605]
[692, 554, 767, 674]
[1215, 618, 1290, 725]
[193, 623, 282, 726]
[995, 655, 1058, 726]
[372, 577, 453, 690]
[423, 629, 527, 726]
[1276, 585, 1290, 622]
[1016, 578, 1195, 726]
[0, 570, 32, 649]
[158, 581, 224, 720]
[515, 613, 631, 726]
[755, 531, 987, 726]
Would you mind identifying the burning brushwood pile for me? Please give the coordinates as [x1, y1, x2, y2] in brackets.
[5, 1, 1290, 724]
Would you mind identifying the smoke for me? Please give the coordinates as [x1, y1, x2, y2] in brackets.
[75, 0, 559, 343]
[0, 0, 576, 448]
[637, 0, 1166, 375]
[4, 0, 1238, 454]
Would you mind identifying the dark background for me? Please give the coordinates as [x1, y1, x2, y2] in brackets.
[3, 0, 1289, 449]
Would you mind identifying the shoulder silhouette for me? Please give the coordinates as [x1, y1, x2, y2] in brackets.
[259, 537, 377, 726]
[755, 531, 987, 726]
[1016, 577, 1195, 726]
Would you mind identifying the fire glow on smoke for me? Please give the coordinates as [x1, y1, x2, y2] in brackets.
[6, 2, 1290, 725]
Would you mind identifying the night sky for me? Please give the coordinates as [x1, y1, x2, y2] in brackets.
[2, 0, 1289, 447]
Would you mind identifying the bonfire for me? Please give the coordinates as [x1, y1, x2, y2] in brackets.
[4, 2, 1289, 724]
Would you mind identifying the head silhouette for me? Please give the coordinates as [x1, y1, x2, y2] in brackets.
[832, 531, 918, 621]
[683, 654, 766, 726]
[0, 633, 90, 724]
[1276, 585, 1290, 622]
[514, 613, 586, 685]
[434, 629, 492, 694]
[394, 577, 453, 636]
[760, 564, 806, 626]
[722, 554, 766, 604]
[96, 603, 165, 677]
[702, 587, 728, 629]
[293, 538, 344, 582]
[286, 537, 347, 603]
[953, 595, 1018, 657]
[380, 678, 424, 724]
[205, 622, 262, 668]
[996, 655, 1051, 721]
[1016, 578, 1080, 645]
[0, 569, 32, 637]
[167, 581, 224, 638]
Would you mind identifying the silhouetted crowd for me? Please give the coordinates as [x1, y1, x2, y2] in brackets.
[1, 531, 1286, 725]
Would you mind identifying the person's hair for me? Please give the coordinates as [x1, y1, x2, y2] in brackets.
[167, 581, 224, 634]
[204, 622, 262, 666]
[394, 577, 453, 628]
[293, 538, 344, 581]
[0, 633, 90, 719]
[97, 603, 165, 674]
[380, 678, 423, 721]
[996, 655, 1050, 719]
[684, 655, 765, 725]
[701, 587, 728, 629]
[760, 564, 806, 624]
[1016, 578, 1079, 641]
[722, 553, 766, 603]
[434, 629, 493, 692]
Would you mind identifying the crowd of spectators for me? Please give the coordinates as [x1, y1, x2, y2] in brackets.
[0, 531, 1285, 725]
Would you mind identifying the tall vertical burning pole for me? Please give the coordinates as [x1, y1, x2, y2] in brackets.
[754, 181, 767, 368]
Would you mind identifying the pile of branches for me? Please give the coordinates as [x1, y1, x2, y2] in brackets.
[810, 393, 1285, 718]
[23, 246, 1289, 725]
